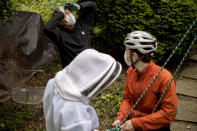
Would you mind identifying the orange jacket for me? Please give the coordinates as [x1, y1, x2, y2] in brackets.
[116, 61, 177, 130]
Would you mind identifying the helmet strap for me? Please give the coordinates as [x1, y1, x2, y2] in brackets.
[130, 50, 146, 68]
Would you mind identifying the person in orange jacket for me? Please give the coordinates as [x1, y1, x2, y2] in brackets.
[112, 31, 177, 131]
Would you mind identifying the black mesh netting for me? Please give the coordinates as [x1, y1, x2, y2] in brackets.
[0, 11, 56, 104]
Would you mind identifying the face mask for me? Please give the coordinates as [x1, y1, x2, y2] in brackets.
[124, 49, 138, 68]
[124, 50, 131, 67]
[65, 12, 76, 26]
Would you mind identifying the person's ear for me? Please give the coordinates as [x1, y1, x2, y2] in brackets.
[133, 52, 138, 59]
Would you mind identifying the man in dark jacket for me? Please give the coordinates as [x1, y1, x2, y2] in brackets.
[44, 1, 97, 68]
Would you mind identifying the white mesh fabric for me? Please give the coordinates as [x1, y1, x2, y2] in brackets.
[54, 49, 122, 103]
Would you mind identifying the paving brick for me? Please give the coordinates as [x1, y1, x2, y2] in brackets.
[171, 121, 197, 131]
[175, 97, 197, 123]
[176, 77, 197, 97]
[190, 54, 197, 61]
[180, 64, 197, 79]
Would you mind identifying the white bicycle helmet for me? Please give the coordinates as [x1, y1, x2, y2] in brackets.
[124, 31, 157, 55]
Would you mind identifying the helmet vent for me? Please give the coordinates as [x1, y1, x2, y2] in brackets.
[142, 37, 152, 40]
[140, 42, 152, 45]
[144, 47, 152, 50]
[133, 37, 139, 39]
[140, 42, 156, 47]
[126, 42, 135, 46]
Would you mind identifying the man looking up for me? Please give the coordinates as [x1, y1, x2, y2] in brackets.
[44, 1, 97, 68]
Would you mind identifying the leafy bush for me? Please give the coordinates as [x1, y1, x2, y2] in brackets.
[0, 0, 77, 24]
[79, 0, 197, 65]
[2, 0, 197, 64]
[17, 0, 72, 23]
[0, 101, 45, 130]
[90, 73, 125, 130]
[0, 103, 26, 130]
[0, 0, 17, 24]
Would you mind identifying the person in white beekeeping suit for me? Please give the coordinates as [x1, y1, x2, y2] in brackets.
[42, 49, 122, 131]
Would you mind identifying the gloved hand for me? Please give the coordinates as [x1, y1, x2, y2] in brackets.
[53, 6, 65, 16]
[112, 120, 121, 126]
[58, 6, 65, 13]
[61, 2, 79, 11]
[120, 120, 135, 131]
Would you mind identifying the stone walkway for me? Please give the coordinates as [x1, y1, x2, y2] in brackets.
[171, 52, 197, 131]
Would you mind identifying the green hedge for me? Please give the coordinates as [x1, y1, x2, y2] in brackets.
[2, 0, 197, 64]
[0, 0, 16, 24]
[0, 0, 77, 24]
[79, 0, 197, 65]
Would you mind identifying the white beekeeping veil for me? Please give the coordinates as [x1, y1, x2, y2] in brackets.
[54, 49, 122, 103]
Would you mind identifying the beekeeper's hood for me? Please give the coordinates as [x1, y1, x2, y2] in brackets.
[54, 49, 122, 104]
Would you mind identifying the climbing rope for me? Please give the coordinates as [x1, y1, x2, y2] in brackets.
[152, 34, 197, 113]
[106, 17, 197, 131]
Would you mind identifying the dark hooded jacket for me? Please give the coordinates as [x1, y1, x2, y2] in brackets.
[44, 1, 97, 67]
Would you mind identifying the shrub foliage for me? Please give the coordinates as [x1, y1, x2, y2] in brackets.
[2, 0, 197, 64]
[79, 0, 197, 64]
[0, 0, 17, 24]
[0, 0, 76, 24]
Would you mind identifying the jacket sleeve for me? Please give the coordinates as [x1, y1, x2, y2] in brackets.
[131, 79, 177, 130]
[42, 79, 55, 118]
[43, 12, 64, 45]
[116, 69, 148, 122]
[116, 87, 148, 122]
[78, 1, 97, 26]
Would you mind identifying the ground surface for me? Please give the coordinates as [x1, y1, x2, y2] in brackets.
[170, 51, 197, 131]
[0, 50, 197, 130]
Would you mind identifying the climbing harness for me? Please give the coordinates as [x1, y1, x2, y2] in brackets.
[106, 17, 197, 131]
